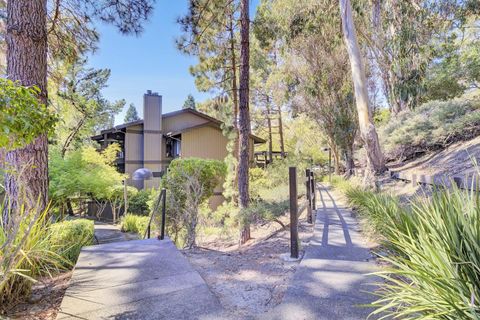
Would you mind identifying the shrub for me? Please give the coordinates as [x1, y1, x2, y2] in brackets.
[371, 188, 480, 319]
[331, 177, 480, 319]
[128, 189, 151, 216]
[49, 219, 94, 266]
[160, 158, 227, 248]
[379, 97, 480, 160]
[121, 214, 150, 237]
[1, 205, 65, 308]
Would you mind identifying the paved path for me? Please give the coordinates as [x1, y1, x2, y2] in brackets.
[262, 184, 380, 320]
[94, 222, 139, 244]
[57, 238, 225, 320]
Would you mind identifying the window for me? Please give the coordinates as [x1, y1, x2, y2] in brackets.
[166, 135, 181, 158]
[173, 139, 181, 158]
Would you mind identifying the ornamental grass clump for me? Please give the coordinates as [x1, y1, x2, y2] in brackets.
[0, 203, 65, 309]
[121, 214, 150, 236]
[49, 219, 94, 267]
[371, 187, 480, 319]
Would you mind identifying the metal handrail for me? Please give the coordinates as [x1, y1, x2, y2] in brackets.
[144, 188, 167, 240]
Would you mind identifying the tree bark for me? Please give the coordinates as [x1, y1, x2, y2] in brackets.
[266, 96, 273, 164]
[5, 0, 49, 212]
[339, 0, 386, 176]
[238, 0, 251, 244]
[228, 7, 240, 205]
[277, 104, 285, 158]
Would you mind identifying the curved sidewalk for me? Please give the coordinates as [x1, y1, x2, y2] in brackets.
[262, 184, 381, 320]
[57, 238, 225, 320]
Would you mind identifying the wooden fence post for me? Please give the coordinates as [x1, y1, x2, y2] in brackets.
[306, 169, 312, 223]
[290, 167, 299, 259]
[310, 171, 316, 211]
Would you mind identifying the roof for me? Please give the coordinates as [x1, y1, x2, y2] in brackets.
[92, 108, 266, 144]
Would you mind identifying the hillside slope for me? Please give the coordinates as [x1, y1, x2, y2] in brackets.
[389, 135, 480, 178]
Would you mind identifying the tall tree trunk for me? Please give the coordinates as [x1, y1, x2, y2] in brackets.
[339, 0, 386, 176]
[266, 96, 273, 164]
[5, 0, 49, 212]
[238, 0, 251, 244]
[344, 146, 355, 177]
[277, 104, 285, 158]
[228, 7, 240, 205]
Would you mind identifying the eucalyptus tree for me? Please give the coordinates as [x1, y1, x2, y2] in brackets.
[4, 0, 154, 211]
[254, 0, 358, 174]
[364, 0, 479, 114]
[340, 0, 386, 175]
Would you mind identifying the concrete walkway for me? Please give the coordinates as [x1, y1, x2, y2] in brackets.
[94, 221, 139, 244]
[57, 238, 225, 320]
[262, 184, 380, 320]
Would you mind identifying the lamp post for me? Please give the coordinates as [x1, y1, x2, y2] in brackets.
[322, 147, 332, 183]
[123, 179, 129, 216]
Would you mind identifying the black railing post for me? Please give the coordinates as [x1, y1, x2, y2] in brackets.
[311, 171, 316, 211]
[289, 167, 299, 259]
[306, 169, 312, 223]
[160, 188, 167, 240]
[147, 225, 151, 239]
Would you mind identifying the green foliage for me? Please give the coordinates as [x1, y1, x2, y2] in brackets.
[331, 176, 480, 319]
[120, 214, 150, 237]
[424, 18, 480, 101]
[124, 103, 140, 123]
[0, 79, 57, 150]
[162, 158, 227, 205]
[1, 204, 74, 307]
[373, 108, 391, 126]
[160, 158, 227, 247]
[379, 96, 480, 159]
[49, 144, 125, 203]
[182, 94, 196, 110]
[49, 219, 94, 267]
[108, 184, 137, 223]
[128, 189, 151, 216]
[54, 59, 125, 154]
[370, 188, 480, 319]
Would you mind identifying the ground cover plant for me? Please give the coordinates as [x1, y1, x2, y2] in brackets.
[379, 96, 480, 161]
[0, 203, 94, 311]
[120, 214, 150, 237]
[330, 176, 480, 319]
[49, 219, 94, 267]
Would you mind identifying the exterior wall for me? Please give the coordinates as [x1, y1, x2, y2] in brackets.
[125, 125, 144, 189]
[182, 126, 229, 209]
[163, 113, 210, 134]
[181, 126, 228, 160]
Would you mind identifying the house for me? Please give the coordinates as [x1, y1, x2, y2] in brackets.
[92, 90, 265, 195]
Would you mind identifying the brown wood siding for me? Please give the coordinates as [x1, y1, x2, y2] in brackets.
[181, 126, 229, 160]
[163, 113, 210, 134]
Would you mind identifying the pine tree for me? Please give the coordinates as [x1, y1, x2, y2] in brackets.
[182, 94, 196, 109]
[4, 0, 154, 211]
[125, 103, 140, 122]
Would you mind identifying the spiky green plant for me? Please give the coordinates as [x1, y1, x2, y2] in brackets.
[330, 176, 480, 318]
[0, 203, 66, 308]
[121, 214, 150, 236]
[49, 219, 94, 267]
[371, 187, 480, 319]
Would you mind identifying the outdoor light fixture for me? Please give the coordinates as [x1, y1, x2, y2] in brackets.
[322, 147, 332, 183]
[132, 168, 153, 181]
